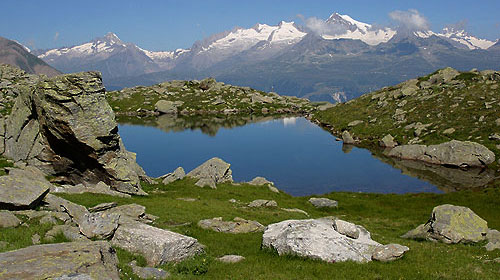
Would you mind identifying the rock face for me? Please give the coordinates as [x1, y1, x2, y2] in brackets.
[198, 217, 265, 233]
[0, 241, 120, 280]
[0, 167, 51, 209]
[0, 211, 21, 228]
[402, 204, 488, 244]
[2, 71, 146, 195]
[388, 140, 495, 167]
[372, 244, 409, 262]
[111, 221, 204, 266]
[187, 157, 233, 188]
[262, 218, 381, 262]
[308, 197, 338, 208]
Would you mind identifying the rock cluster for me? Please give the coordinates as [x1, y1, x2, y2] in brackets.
[1, 71, 147, 195]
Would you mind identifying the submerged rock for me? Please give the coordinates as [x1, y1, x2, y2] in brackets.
[0, 241, 120, 279]
[402, 204, 488, 244]
[388, 140, 495, 167]
[262, 218, 381, 262]
[2, 71, 147, 195]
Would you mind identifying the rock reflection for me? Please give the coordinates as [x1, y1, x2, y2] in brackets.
[375, 152, 497, 192]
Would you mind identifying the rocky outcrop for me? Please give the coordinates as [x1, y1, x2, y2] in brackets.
[0, 167, 51, 210]
[187, 157, 233, 188]
[198, 217, 265, 233]
[308, 197, 338, 208]
[262, 218, 381, 263]
[0, 241, 120, 280]
[2, 71, 146, 195]
[111, 221, 204, 266]
[388, 140, 495, 167]
[402, 204, 488, 244]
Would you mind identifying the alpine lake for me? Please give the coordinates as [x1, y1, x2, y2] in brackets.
[118, 114, 496, 196]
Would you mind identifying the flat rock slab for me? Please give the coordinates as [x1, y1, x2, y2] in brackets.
[0, 241, 120, 280]
[372, 244, 409, 262]
[308, 197, 338, 208]
[248, 199, 278, 208]
[198, 217, 265, 233]
[111, 221, 204, 266]
[0, 211, 21, 228]
[402, 204, 488, 244]
[0, 167, 51, 210]
[262, 218, 381, 263]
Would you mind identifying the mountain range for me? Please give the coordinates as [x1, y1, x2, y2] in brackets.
[29, 13, 500, 101]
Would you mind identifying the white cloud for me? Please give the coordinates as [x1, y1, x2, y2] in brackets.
[54, 32, 59, 41]
[299, 15, 347, 36]
[389, 9, 430, 31]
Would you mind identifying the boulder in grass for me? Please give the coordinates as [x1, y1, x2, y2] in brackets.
[372, 244, 409, 262]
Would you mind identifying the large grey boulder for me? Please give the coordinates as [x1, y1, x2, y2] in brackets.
[111, 221, 204, 266]
[402, 204, 488, 244]
[3, 71, 146, 195]
[43, 194, 89, 226]
[0, 241, 120, 279]
[262, 218, 381, 262]
[78, 212, 120, 240]
[198, 217, 265, 233]
[388, 140, 495, 167]
[187, 157, 233, 188]
[0, 211, 21, 228]
[0, 167, 51, 209]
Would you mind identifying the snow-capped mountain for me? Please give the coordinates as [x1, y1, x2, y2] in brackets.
[36, 32, 161, 78]
[321, 13, 396, 45]
[437, 27, 495, 50]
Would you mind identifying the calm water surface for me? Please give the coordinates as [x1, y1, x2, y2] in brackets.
[119, 117, 443, 196]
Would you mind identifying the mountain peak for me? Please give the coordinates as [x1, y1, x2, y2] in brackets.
[99, 32, 124, 45]
[326, 12, 371, 33]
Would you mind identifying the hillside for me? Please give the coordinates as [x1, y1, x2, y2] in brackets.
[0, 36, 60, 77]
[312, 67, 500, 164]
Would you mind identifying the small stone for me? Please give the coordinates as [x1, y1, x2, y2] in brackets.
[308, 197, 338, 208]
[341, 131, 355, 144]
[217, 255, 245, 263]
[176, 197, 197, 202]
[485, 229, 500, 251]
[489, 133, 500, 141]
[372, 244, 409, 262]
[0, 211, 22, 228]
[248, 199, 278, 208]
[443, 128, 456, 135]
[31, 233, 41, 245]
[281, 208, 309, 216]
[129, 260, 170, 280]
[348, 120, 364, 127]
[379, 134, 397, 148]
[228, 199, 237, 203]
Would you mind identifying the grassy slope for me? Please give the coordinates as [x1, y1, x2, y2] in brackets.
[312, 69, 500, 167]
[2, 179, 498, 279]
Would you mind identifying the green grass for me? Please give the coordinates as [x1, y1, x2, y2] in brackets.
[312, 69, 500, 169]
[22, 179, 498, 279]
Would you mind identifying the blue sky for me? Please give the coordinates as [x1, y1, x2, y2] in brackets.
[1, 0, 499, 51]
